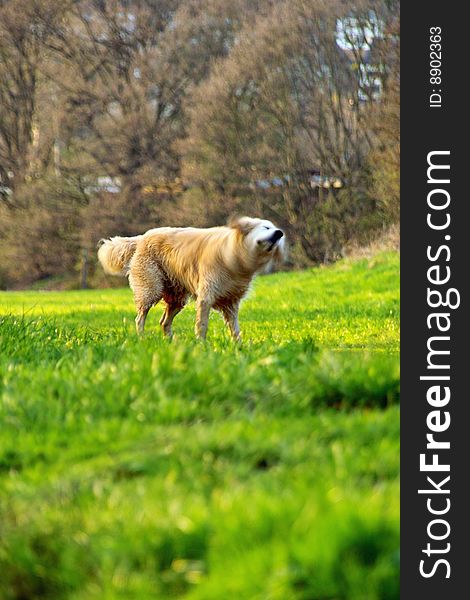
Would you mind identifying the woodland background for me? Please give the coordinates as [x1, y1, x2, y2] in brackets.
[0, 0, 399, 289]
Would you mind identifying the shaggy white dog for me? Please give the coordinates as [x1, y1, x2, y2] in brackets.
[98, 216, 286, 339]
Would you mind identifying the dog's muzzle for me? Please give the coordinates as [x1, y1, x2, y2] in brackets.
[271, 230, 284, 243]
[267, 229, 283, 250]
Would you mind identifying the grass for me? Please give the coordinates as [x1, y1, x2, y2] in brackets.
[0, 252, 399, 600]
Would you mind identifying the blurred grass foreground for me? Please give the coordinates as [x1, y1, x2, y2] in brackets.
[0, 252, 399, 599]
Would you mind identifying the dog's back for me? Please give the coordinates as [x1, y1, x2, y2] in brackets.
[140, 226, 237, 297]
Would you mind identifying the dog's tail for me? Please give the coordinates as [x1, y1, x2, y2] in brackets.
[97, 235, 142, 276]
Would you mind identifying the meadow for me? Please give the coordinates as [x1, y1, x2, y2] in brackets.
[0, 252, 400, 600]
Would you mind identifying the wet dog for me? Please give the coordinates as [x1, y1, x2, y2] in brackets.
[98, 216, 286, 339]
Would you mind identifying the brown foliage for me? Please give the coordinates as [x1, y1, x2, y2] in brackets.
[0, 176, 84, 286]
[181, 0, 399, 262]
[0, 0, 399, 287]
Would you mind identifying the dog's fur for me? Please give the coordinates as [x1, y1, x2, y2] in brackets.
[98, 216, 286, 339]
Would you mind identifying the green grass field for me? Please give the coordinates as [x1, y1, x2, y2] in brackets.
[0, 252, 399, 600]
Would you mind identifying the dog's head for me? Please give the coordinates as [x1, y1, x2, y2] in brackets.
[228, 216, 287, 267]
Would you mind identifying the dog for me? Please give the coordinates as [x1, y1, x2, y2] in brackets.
[97, 216, 286, 340]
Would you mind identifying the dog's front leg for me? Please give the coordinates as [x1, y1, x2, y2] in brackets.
[195, 298, 211, 340]
[221, 303, 241, 341]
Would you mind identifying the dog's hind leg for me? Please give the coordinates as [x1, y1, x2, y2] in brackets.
[129, 256, 164, 335]
[135, 306, 151, 335]
[220, 302, 241, 341]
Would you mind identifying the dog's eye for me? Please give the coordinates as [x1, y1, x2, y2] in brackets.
[263, 226, 270, 230]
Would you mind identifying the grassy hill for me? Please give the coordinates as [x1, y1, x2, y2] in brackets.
[0, 252, 399, 600]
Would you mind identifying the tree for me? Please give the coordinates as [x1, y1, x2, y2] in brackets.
[0, 0, 47, 196]
[40, 0, 269, 193]
[367, 14, 400, 222]
[181, 0, 399, 262]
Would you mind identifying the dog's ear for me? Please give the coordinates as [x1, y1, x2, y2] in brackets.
[228, 215, 256, 236]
